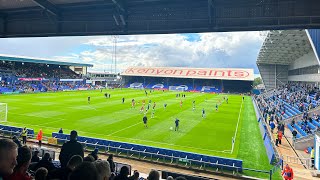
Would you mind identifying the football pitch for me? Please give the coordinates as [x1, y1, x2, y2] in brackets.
[0, 89, 277, 178]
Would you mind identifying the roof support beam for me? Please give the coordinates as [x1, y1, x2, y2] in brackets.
[112, 0, 127, 32]
[112, 0, 126, 12]
[31, 0, 60, 16]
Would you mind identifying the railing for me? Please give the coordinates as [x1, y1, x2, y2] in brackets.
[282, 155, 312, 169]
[253, 97, 281, 162]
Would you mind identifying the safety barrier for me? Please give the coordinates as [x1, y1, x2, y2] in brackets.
[52, 132, 243, 173]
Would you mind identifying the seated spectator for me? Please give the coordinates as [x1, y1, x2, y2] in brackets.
[83, 155, 95, 162]
[166, 176, 174, 180]
[114, 166, 130, 180]
[0, 139, 18, 179]
[59, 130, 84, 168]
[35, 167, 48, 180]
[49, 155, 83, 180]
[107, 154, 115, 173]
[5, 146, 32, 180]
[11, 136, 21, 148]
[175, 176, 187, 180]
[90, 148, 99, 161]
[69, 162, 98, 180]
[31, 150, 40, 163]
[59, 128, 63, 134]
[147, 170, 160, 180]
[93, 160, 111, 180]
[129, 170, 140, 180]
[35, 153, 55, 172]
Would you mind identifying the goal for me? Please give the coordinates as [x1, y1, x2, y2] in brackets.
[0, 103, 7, 122]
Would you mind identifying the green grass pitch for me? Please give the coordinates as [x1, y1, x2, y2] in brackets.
[0, 89, 279, 178]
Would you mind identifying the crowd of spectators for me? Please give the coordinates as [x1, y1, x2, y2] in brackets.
[0, 130, 188, 180]
[0, 62, 80, 79]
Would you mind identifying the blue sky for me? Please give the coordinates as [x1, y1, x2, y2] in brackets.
[0, 32, 264, 74]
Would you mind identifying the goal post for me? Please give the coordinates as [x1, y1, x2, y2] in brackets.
[0, 103, 7, 122]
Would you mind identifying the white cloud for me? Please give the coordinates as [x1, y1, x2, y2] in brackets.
[0, 32, 264, 74]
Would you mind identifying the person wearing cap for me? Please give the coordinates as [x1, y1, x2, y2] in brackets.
[59, 130, 84, 168]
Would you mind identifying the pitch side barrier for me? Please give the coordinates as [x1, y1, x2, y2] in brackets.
[52, 132, 243, 173]
[252, 97, 278, 164]
[0, 124, 34, 138]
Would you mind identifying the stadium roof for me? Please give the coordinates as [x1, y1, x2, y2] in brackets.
[1, 0, 320, 37]
[257, 30, 313, 65]
[0, 54, 93, 67]
[121, 67, 254, 81]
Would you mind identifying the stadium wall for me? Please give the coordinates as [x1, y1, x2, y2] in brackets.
[288, 51, 318, 70]
[252, 97, 276, 164]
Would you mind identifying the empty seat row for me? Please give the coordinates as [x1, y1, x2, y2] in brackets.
[0, 124, 34, 137]
[52, 132, 243, 172]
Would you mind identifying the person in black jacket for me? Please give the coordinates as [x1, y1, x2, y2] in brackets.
[107, 154, 115, 173]
[59, 130, 84, 168]
[31, 150, 40, 163]
[35, 153, 56, 172]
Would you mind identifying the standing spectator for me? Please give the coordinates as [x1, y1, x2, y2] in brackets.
[270, 122, 275, 133]
[21, 127, 27, 145]
[36, 129, 43, 147]
[59, 128, 63, 134]
[147, 170, 160, 180]
[59, 130, 84, 168]
[107, 154, 115, 173]
[0, 139, 18, 179]
[292, 130, 297, 142]
[35, 167, 48, 180]
[12, 136, 22, 148]
[274, 132, 279, 147]
[94, 160, 111, 180]
[31, 150, 40, 163]
[89, 148, 99, 161]
[278, 131, 283, 145]
[4, 146, 32, 180]
[311, 147, 315, 168]
[114, 166, 130, 180]
[35, 153, 56, 172]
[282, 164, 293, 180]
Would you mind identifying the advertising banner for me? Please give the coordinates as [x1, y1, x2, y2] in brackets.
[122, 67, 254, 81]
[18, 78, 43, 81]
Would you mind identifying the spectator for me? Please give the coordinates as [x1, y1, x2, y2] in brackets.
[114, 166, 130, 180]
[175, 176, 187, 180]
[107, 154, 116, 173]
[4, 146, 32, 180]
[59, 130, 84, 168]
[278, 131, 283, 145]
[166, 176, 174, 180]
[0, 139, 18, 179]
[311, 147, 315, 168]
[31, 150, 40, 163]
[59, 128, 63, 134]
[69, 162, 98, 180]
[274, 132, 279, 147]
[35, 153, 55, 172]
[270, 122, 275, 133]
[292, 130, 297, 142]
[35, 167, 48, 180]
[49, 155, 83, 180]
[36, 129, 43, 147]
[129, 170, 139, 180]
[21, 127, 27, 145]
[83, 155, 95, 162]
[282, 164, 293, 180]
[94, 160, 111, 180]
[147, 170, 160, 180]
[11, 136, 21, 148]
[89, 148, 99, 161]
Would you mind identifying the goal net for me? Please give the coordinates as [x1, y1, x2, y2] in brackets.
[0, 103, 7, 122]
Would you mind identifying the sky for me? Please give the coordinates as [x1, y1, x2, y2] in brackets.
[0, 32, 264, 74]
